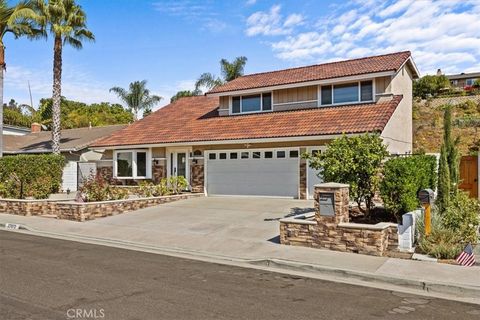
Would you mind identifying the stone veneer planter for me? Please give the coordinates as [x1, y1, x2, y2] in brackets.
[0, 193, 203, 222]
[280, 183, 399, 257]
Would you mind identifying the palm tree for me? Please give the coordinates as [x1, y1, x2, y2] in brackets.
[0, 0, 39, 157]
[34, 0, 94, 154]
[170, 89, 201, 103]
[195, 56, 247, 92]
[110, 80, 162, 121]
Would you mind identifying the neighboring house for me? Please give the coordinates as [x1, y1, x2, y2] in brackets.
[3, 124, 126, 192]
[442, 70, 480, 89]
[2, 124, 30, 136]
[91, 51, 419, 199]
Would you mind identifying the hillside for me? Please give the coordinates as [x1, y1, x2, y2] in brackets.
[413, 95, 480, 155]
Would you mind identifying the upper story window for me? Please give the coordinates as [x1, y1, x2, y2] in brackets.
[321, 80, 373, 106]
[232, 92, 272, 114]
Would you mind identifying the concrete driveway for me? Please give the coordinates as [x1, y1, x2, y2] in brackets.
[86, 196, 314, 253]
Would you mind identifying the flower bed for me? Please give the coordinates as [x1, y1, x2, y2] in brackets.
[0, 193, 203, 222]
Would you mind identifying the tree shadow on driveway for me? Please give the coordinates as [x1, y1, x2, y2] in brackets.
[263, 207, 315, 222]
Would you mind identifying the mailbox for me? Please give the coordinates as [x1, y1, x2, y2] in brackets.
[418, 189, 434, 205]
[318, 192, 335, 216]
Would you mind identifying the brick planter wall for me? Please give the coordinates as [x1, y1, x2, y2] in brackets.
[0, 199, 60, 216]
[280, 183, 399, 256]
[0, 193, 203, 222]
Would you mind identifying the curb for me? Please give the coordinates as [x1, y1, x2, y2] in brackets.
[248, 259, 480, 301]
[1, 223, 479, 304]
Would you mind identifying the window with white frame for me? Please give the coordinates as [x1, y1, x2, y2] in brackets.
[231, 92, 272, 114]
[321, 80, 373, 105]
[466, 79, 476, 86]
[114, 150, 150, 179]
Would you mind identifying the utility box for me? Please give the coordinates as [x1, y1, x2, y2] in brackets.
[418, 189, 435, 205]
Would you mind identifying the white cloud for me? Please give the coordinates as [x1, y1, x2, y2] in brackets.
[378, 0, 414, 18]
[153, 1, 227, 33]
[5, 65, 118, 106]
[283, 14, 304, 28]
[245, 0, 257, 6]
[5, 64, 197, 111]
[245, 5, 304, 36]
[246, 0, 480, 75]
[203, 18, 228, 33]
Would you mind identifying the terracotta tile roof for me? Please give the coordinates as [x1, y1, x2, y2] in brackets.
[91, 95, 403, 148]
[207, 51, 412, 94]
[3, 124, 127, 154]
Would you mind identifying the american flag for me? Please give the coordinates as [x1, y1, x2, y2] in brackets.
[456, 243, 476, 267]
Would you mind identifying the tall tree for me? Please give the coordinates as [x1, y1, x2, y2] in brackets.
[110, 80, 162, 121]
[34, 0, 94, 154]
[170, 89, 200, 103]
[195, 56, 247, 92]
[437, 105, 460, 212]
[0, 0, 39, 157]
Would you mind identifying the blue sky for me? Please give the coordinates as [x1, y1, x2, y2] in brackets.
[5, 0, 480, 110]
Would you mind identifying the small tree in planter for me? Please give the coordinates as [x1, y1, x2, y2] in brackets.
[304, 133, 389, 218]
[437, 105, 460, 213]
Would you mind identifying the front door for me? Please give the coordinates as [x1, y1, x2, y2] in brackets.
[459, 156, 478, 199]
[170, 151, 188, 179]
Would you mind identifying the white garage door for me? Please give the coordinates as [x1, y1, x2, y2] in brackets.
[62, 161, 78, 192]
[206, 149, 299, 198]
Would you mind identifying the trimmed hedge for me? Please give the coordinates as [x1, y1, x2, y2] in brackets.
[0, 154, 65, 199]
[380, 155, 437, 222]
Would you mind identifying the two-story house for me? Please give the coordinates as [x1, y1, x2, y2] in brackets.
[91, 51, 419, 199]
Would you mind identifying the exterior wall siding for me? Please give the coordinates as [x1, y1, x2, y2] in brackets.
[375, 76, 392, 96]
[273, 85, 317, 104]
[218, 96, 229, 116]
[381, 65, 414, 154]
[217, 77, 398, 114]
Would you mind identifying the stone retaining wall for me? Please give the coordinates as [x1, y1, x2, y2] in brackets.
[0, 193, 203, 222]
[0, 199, 60, 216]
[280, 183, 399, 257]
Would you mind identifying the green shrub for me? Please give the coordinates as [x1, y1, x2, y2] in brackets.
[0, 154, 65, 199]
[304, 133, 389, 217]
[167, 176, 188, 194]
[79, 175, 129, 202]
[380, 155, 437, 222]
[442, 191, 480, 244]
[418, 228, 463, 259]
[417, 207, 463, 259]
[136, 180, 166, 197]
[135, 176, 188, 197]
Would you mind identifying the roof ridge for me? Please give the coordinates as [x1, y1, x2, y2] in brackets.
[232, 51, 411, 79]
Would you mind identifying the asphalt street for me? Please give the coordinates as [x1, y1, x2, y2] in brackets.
[1, 230, 479, 320]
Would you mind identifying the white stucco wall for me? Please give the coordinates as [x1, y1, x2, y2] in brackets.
[380, 64, 414, 154]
